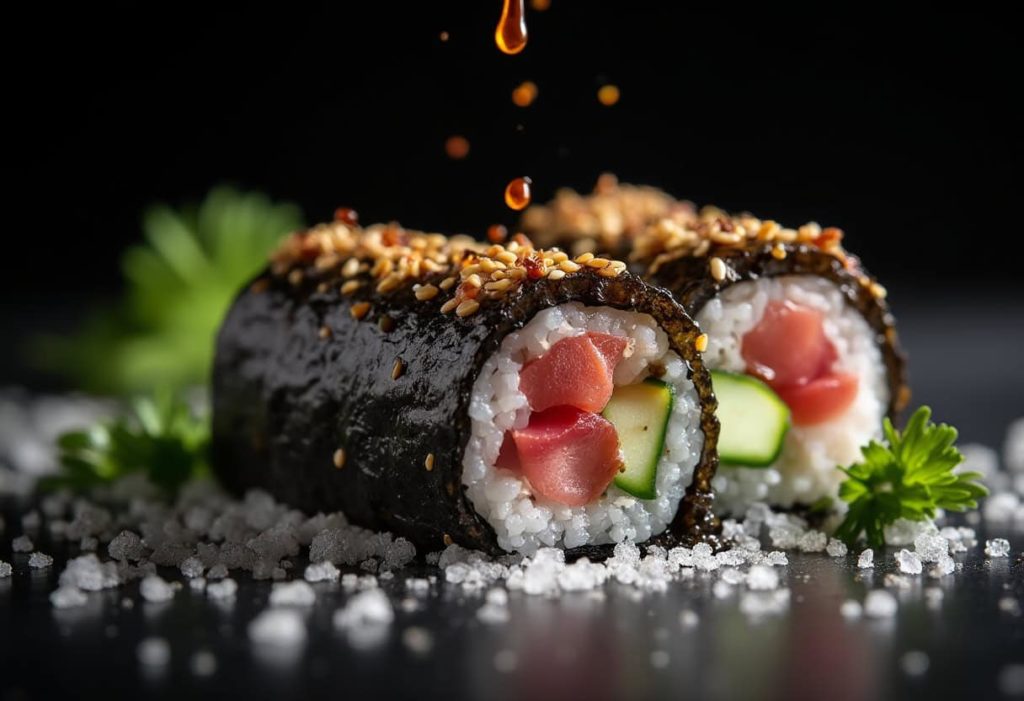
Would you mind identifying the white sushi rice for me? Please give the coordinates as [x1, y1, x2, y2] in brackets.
[696, 276, 889, 513]
[462, 303, 704, 555]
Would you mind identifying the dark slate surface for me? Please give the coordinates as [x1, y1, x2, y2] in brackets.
[1, 290, 1023, 701]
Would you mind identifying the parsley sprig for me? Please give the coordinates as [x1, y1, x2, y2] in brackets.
[43, 391, 210, 495]
[834, 406, 987, 548]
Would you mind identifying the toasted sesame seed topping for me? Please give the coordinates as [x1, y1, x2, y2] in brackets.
[333, 448, 346, 469]
[287, 269, 304, 286]
[414, 284, 439, 301]
[424, 453, 435, 471]
[455, 299, 481, 317]
[443, 534, 453, 546]
[350, 301, 371, 320]
[439, 298, 459, 314]
[391, 358, 404, 380]
[771, 243, 787, 260]
[574, 252, 595, 264]
[341, 280, 361, 295]
[547, 269, 566, 280]
[439, 276, 457, 290]
[695, 333, 709, 353]
[709, 256, 727, 282]
[319, 325, 332, 339]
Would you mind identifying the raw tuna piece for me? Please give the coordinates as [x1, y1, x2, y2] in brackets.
[741, 301, 831, 386]
[518, 333, 628, 413]
[495, 433, 521, 472]
[511, 406, 622, 506]
[775, 372, 859, 426]
[741, 300, 858, 425]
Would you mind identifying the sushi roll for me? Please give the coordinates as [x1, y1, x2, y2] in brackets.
[525, 179, 909, 514]
[211, 220, 720, 557]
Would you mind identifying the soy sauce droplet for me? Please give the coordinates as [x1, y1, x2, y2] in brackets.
[504, 177, 532, 211]
[495, 0, 527, 55]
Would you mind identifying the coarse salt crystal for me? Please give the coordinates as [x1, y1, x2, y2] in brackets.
[50, 586, 88, 609]
[864, 590, 898, 618]
[12, 535, 33, 553]
[746, 565, 779, 591]
[0, 561, 11, 578]
[304, 561, 340, 583]
[857, 549, 874, 569]
[249, 608, 307, 646]
[985, 538, 1011, 558]
[28, 552, 53, 569]
[334, 589, 394, 629]
[269, 580, 316, 607]
[140, 575, 175, 603]
[826, 539, 848, 557]
[896, 549, 923, 575]
[840, 600, 862, 619]
[206, 578, 238, 600]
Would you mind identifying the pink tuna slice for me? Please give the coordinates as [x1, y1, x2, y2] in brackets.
[518, 333, 629, 413]
[741, 300, 858, 426]
[510, 406, 622, 507]
[775, 372, 860, 426]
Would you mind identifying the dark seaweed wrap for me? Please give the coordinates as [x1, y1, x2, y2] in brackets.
[641, 242, 910, 419]
[211, 264, 720, 558]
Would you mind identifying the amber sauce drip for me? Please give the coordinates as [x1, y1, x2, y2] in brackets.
[495, 0, 527, 54]
[504, 177, 532, 211]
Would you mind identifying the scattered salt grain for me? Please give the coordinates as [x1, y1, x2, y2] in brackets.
[650, 650, 670, 669]
[747, 565, 779, 591]
[59, 554, 119, 591]
[764, 551, 788, 567]
[900, 650, 930, 677]
[720, 568, 745, 585]
[929, 554, 956, 578]
[0, 561, 11, 578]
[50, 586, 87, 609]
[207, 564, 229, 580]
[913, 533, 949, 563]
[28, 551, 52, 569]
[179, 556, 205, 579]
[857, 549, 874, 569]
[739, 589, 790, 618]
[884, 518, 935, 546]
[304, 561, 340, 583]
[986, 538, 1011, 558]
[140, 575, 175, 603]
[557, 558, 607, 591]
[864, 590, 898, 618]
[190, 650, 217, 677]
[896, 549, 923, 575]
[270, 580, 316, 607]
[840, 600, 862, 620]
[206, 578, 238, 600]
[21, 510, 41, 531]
[12, 535, 33, 553]
[826, 539, 848, 558]
[477, 588, 511, 624]
[402, 626, 434, 656]
[107, 530, 144, 562]
[137, 637, 171, 667]
[797, 530, 827, 553]
[249, 608, 307, 646]
[334, 589, 394, 629]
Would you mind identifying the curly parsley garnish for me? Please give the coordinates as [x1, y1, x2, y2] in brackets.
[834, 406, 988, 548]
[44, 391, 209, 495]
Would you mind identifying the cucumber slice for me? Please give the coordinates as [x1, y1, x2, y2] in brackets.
[602, 378, 674, 499]
[711, 370, 791, 467]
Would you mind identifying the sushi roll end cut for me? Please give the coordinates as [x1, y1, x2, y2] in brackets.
[524, 177, 909, 515]
[211, 222, 721, 557]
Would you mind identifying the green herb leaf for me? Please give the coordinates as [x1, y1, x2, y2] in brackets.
[42, 390, 210, 496]
[834, 406, 987, 548]
[32, 187, 303, 394]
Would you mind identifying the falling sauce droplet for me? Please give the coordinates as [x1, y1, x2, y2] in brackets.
[334, 207, 359, 226]
[597, 84, 621, 106]
[445, 135, 470, 160]
[530, 0, 550, 10]
[504, 177, 532, 211]
[439, 31, 450, 42]
[487, 224, 509, 243]
[511, 81, 538, 107]
[495, 0, 527, 55]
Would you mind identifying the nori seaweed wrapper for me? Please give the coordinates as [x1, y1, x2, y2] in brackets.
[641, 241, 910, 419]
[211, 227, 720, 558]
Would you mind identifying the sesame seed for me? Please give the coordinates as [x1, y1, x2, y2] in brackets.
[424, 453, 435, 471]
[287, 269, 304, 286]
[415, 284, 439, 301]
[585, 257, 610, 269]
[341, 280, 361, 295]
[377, 274, 403, 293]
[559, 260, 581, 273]
[455, 299, 480, 317]
[870, 282, 888, 299]
[485, 278, 514, 291]
[319, 326, 332, 339]
[333, 449, 346, 469]
[350, 301, 371, 320]
[465, 273, 483, 289]
[695, 333, 709, 352]
[547, 269, 566, 280]
[440, 298, 459, 314]
[342, 258, 360, 277]
[597, 266, 620, 278]
[574, 252, 595, 264]
[771, 243, 787, 260]
[439, 277, 457, 291]
[392, 358, 404, 380]
[443, 534, 454, 546]
[710, 256, 727, 281]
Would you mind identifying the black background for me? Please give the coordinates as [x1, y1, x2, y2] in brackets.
[3, 4, 1022, 359]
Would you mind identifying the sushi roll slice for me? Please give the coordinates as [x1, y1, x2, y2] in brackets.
[211, 220, 720, 557]
[524, 179, 909, 514]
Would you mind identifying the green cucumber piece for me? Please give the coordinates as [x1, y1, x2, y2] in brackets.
[602, 378, 674, 500]
[711, 370, 791, 467]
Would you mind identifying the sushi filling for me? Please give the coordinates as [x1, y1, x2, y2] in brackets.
[696, 276, 889, 513]
[462, 303, 704, 554]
